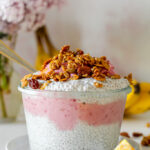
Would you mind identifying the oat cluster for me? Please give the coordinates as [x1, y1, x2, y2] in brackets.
[37, 45, 120, 80]
[21, 45, 131, 89]
[141, 135, 150, 146]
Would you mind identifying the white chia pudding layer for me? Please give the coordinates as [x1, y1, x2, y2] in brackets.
[25, 77, 129, 92]
[25, 111, 120, 150]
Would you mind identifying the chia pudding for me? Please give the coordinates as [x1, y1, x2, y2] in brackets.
[18, 45, 131, 150]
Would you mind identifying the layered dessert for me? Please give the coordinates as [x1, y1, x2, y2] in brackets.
[19, 45, 131, 150]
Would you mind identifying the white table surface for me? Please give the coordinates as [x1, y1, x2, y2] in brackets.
[0, 111, 150, 150]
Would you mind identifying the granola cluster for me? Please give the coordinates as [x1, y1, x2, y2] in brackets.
[21, 45, 130, 89]
[141, 135, 150, 146]
[120, 131, 150, 147]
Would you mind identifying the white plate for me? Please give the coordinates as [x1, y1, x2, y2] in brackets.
[6, 135, 141, 150]
[6, 135, 29, 150]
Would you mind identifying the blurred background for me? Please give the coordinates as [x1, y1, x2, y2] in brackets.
[16, 0, 150, 81]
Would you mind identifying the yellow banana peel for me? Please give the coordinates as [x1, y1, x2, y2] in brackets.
[125, 82, 150, 115]
[35, 26, 59, 70]
[35, 45, 50, 70]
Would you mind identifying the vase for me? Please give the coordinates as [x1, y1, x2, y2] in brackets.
[0, 20, 21, 122]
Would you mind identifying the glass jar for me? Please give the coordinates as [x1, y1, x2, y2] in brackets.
[0, 20, 21, 122]
[18, 85, 131, 150]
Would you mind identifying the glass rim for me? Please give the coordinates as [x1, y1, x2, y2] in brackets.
[18, 84, 131, 95]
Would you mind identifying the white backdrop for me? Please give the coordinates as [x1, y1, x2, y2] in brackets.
[16, 0, 150, 82]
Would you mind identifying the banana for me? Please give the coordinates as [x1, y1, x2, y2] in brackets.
[35, 26, 59, 70]
[125, 81, 139, 110]
[125, 82, 150, 115]
[35, 43, 50, 70]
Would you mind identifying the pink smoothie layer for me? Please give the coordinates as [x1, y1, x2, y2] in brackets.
[23, 95, 125, 130]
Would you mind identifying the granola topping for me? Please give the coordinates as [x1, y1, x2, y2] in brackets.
[20, 45, 130, 90]
[132, 132, 143, 138]
[40, 81, 52, 90]
[141, 135, 150, 146]
[120, 132, 130, 138]
[94, 82, 103, 88]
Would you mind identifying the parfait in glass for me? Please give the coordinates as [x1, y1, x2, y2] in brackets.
[19, 45, 131, 150]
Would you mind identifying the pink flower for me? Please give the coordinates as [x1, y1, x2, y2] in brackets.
[0, 0, 25, 24]
[23, 0, 64, 30]
[0, 19, 19, 34]
[0, 0, 65, 31]
[24, 0, 54, 13]
[23, 13, 46, 31]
